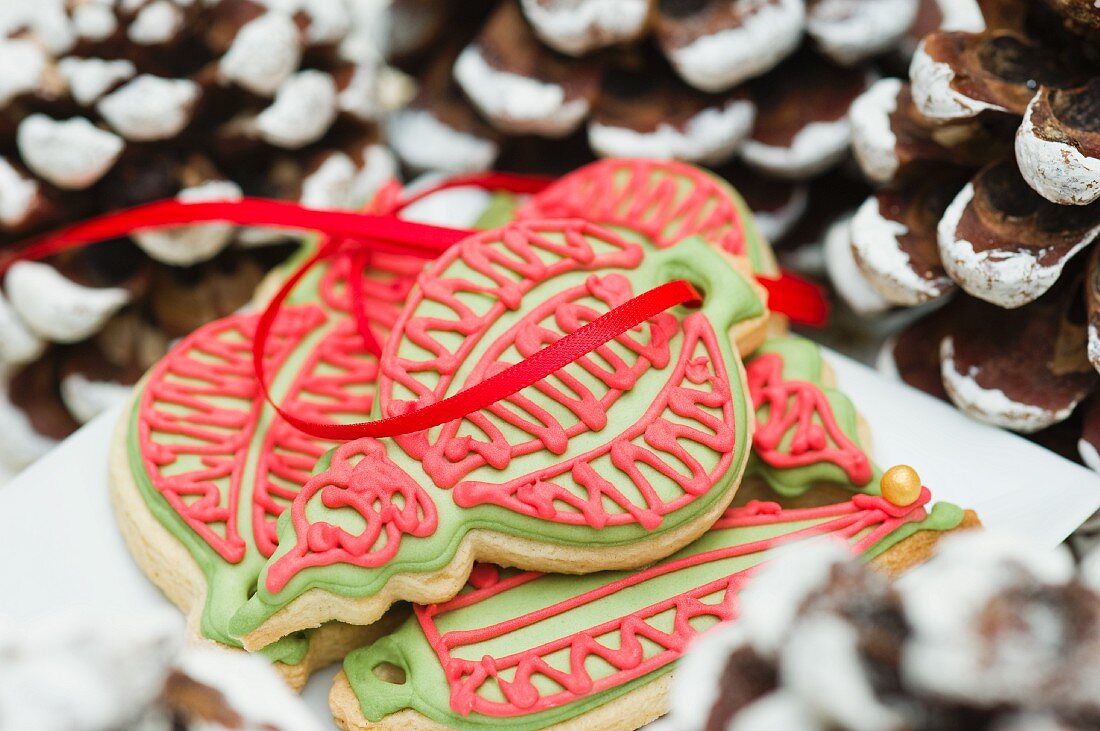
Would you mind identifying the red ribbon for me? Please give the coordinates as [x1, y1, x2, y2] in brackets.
[256, 270, 700, 440]
[0, 198, 464, 272]
[0, 170, 828, 442]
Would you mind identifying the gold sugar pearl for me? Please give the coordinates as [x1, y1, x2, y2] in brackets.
[880, 464, 922, 506]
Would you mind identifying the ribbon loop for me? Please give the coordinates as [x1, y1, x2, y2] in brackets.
[0, 169, 829, 444]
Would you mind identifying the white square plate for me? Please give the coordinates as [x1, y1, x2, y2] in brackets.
[2, 348, 1098, 726]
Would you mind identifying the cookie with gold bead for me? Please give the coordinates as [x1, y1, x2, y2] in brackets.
[873, 463, 982, 575]
[328, 464, 976, 731]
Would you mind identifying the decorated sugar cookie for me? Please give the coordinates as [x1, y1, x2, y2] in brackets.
[745, 336, 879, 497]
[110, 242, 423, 688]
[330, 471, 973, 731]
[110, 161, 777, 686]
[230, 218, 765, 651]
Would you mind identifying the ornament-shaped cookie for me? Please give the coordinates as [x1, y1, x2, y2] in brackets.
[331, 476, 971, 731]
[231, 219, 765, 650]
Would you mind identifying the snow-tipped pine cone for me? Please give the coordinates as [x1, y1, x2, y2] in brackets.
[0, 609, 324, 730]
[385, 0, 988, 241]
[832, 0, 1100, 470]
[0, 0, 410, 478]
[666, 530, 1100, 730]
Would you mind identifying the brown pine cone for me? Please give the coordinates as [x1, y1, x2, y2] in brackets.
[385, 0, 989, 290]
[386, 0, 949, 177]
[834, 0, 1100, 471]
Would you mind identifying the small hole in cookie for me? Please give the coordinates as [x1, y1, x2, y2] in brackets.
[683, 282, 704, 309]
[373, 661, 407, 684]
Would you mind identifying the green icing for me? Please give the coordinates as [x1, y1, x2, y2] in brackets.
[473, 192, 521, 229]
[745, 336, 883, 497]
[862, 501, 965, 561]
[124, 234, 355, 661]
[341, 499, 965, 729]
[231, 234, 764, 639]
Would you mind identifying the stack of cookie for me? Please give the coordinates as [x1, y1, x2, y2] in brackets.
[384, 0, 985, 249]
[109, 158, 976, 730]
[0, 0, 407, 480]
[667, 529, 1100, 730]
[831, 0, 1100, 470]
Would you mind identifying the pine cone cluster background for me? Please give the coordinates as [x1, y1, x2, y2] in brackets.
[0, 0, 408, 480]
[384, 0, 990, 248]
[827, 0, 1100, 474]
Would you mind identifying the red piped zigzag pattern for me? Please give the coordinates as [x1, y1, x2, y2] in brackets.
[746, 351, 873, 484]
[517, 158, 747, 255]
[418, 493, 932, 718]
[264, 437, 439, 593]
[378, 219, 736, 529]
[452, 312, 735, 530]
[251, 319, 383, 557]
[139, 247, 419, 563]
[138, 306, 326, 563]
[251, 254, 419, 558]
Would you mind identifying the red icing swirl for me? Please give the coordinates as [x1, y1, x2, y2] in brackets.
[746, 351, 873, 485]
[417, 493, 931, 717]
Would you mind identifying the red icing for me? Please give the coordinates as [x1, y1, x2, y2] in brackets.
[138, 306, 326, 563]
[375, 219, 736, 529]
[452, 311, 734, 530]
[138, 245, 418, 562]
[252, 249, 420, 556]
[251, 319, 384, 557]
[746, 351, 873, 485]
[517, 158, 747, 256]
[265, 438, 438, 593]
[317, 248, 424, 320]
[417, 491, 932, 717]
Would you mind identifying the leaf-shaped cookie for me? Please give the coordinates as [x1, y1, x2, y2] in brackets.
[231, 219, 765, 650]
[110, 242, 421, 687]
[330, 492, 971, 731]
